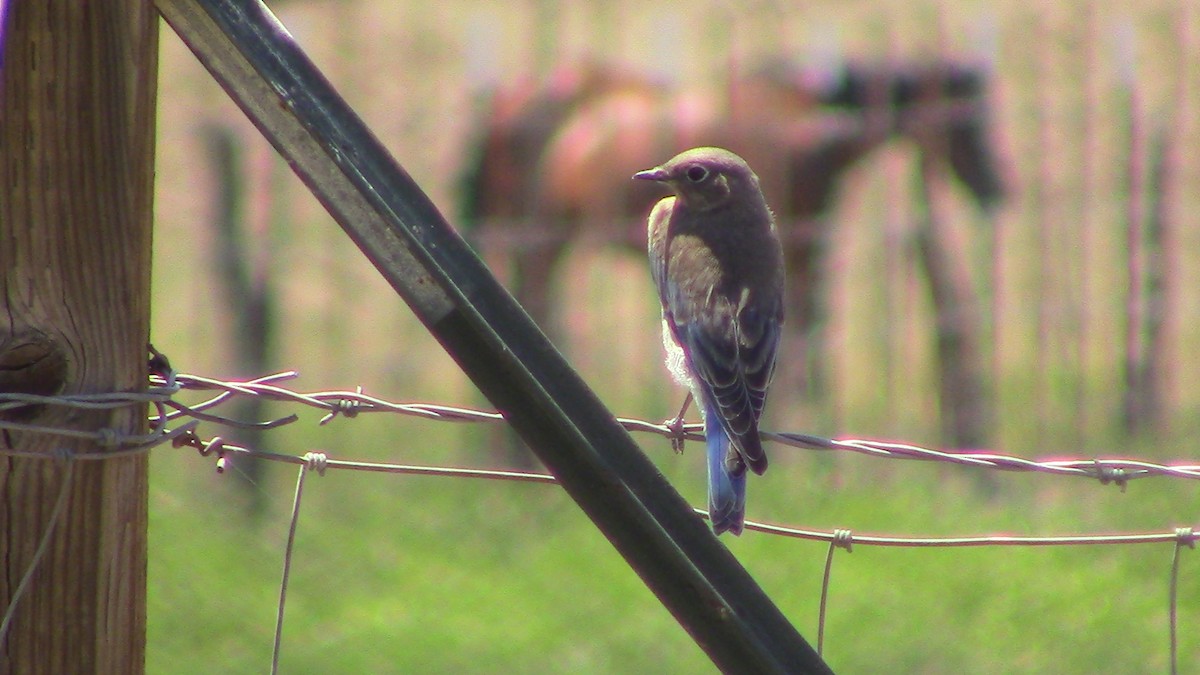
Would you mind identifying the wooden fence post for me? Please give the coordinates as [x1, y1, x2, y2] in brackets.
[0, 2, 158, 672]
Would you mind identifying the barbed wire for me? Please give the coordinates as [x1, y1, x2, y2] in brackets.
[154, 433, 1200, 548]
[5, 366, 1200, 510]
[164, 373, 1200, 486]
[1, 363, 1195, 669]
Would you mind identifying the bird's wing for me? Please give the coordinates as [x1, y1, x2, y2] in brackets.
[735, 299, 783, 423]
[646, 197, 675, 310]
[661, 253, 781, 475]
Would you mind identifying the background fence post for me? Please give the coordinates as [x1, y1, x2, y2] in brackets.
[0, 1, 158, 671]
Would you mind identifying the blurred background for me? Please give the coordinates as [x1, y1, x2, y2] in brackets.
[149, 0, 1199, 672]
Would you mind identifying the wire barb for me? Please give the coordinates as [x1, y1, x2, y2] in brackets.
[303, 451, 329, 476]
[1093, 459, 1130, 492]
[1174, 527, 1196, 549]
[319, 386, 364, 425]
[831, 528, 854, 553]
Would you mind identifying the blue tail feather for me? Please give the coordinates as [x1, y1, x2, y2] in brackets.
[705, 402, 746, 535]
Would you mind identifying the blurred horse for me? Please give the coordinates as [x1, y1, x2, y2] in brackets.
[820, 59, 1005, 211]
[460, 57, 1004, 403]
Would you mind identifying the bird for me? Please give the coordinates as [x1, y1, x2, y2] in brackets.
[634, 147, 785, 536]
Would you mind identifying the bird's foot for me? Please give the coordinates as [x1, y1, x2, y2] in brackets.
[664, 415, 688, 454]
[664, 392, 694, 454]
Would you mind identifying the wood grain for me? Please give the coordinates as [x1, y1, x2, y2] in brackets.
[1, 2, 158, 672]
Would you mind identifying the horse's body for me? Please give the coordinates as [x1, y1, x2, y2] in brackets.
[461, 58, 1004, 402]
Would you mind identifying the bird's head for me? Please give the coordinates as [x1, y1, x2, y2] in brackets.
[633, 147, 760, 212]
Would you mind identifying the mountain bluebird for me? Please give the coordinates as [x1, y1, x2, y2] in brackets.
[634, 147, 785, 535]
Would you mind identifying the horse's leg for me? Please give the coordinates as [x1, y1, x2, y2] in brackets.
[512, 231, 570, 341]
[914, 157, 992, 455]
[491, 229, 571, 468]
[948, 120, 1006, 213]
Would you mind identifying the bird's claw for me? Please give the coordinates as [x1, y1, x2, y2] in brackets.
[664, 392, 694, 454]
[664, 415, 688, 454]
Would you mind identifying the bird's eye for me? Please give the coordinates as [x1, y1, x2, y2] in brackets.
[685, 165, 709, 183]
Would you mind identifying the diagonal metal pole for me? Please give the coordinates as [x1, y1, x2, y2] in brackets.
[154, 1, 831, 672]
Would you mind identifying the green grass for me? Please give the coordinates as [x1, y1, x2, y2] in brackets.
[146, 385, 1200, 673]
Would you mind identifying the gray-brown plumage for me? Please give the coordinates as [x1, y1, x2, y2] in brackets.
[634, 147, 785, 535]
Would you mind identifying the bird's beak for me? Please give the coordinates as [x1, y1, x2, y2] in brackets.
[633, 167, 668, 182]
